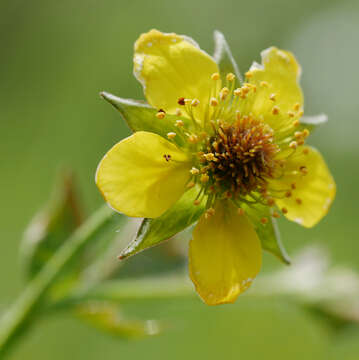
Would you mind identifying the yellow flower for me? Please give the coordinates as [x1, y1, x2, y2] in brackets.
[96, 30, 336, 305]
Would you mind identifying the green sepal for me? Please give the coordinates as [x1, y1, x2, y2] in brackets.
[241, 201, 291, 265]
[213, 30, 243, 85]
[100, 92, 192, 148]
[299, 114, 328, 133]
[21, 171, 84, 279]
[119, 186, 206, 260]
[76, 301, 161, 338]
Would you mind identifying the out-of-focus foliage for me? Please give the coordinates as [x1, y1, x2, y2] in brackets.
[1, 0, 359, 359]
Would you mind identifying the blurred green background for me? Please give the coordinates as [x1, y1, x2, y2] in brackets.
[1, 0, 359, 358]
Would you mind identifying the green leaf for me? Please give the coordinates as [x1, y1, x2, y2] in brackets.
[77, 301, 161, 338]
[100, 92, 192, 148]
[119, 186, 206, 260]
[242, 202, 291, 265]
[299, 114, 328, 132]
[21, 171, 84, 279]
[213, 30, 243, 85]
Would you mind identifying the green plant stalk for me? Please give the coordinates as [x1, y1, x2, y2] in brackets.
[0, 205, 115, 358]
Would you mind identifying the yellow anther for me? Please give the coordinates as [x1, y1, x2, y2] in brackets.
[200, 174, 209, 183]
[293, 103, 300, 111]
[260, 217, 269, 225]
[269, 93, 276, 101]
[210, 97, 219, 106]
[294, 131, 302, 139]
[190, 167, 200, 175]
[184, 98, 192, 105]
[204, 153, 215, 161]
[260, 81, 269, 87]
[297, 139, 305, 146]
[175, 120, 184, 127]
[188, 134, 199, 144]
[289, 141, 298, 149]
[238, 208, 245, 216]
[234, 88, 242, 96]
[272, 211, 280, 219]
[242, 84, 250, 94]
[281, 207, 288, 214]
[285, 191, 292, 198]
[272, 106, 280, 115]
[226, 73, 235, 81]
[296, 198, 302, 205]
[191, 98, 200, 107]
[293, 119, 300, 127]
[156, 111, 165, 119]
[167, 132, 176, 140]
[245, 71, 253, 78]
[175, 108, 182, 116]
[291, 183, 296, 190]
[288, 111, 295, 118]
[186, 181, 195, 189]
[193, 199, 201, 206]
[302, 128, 310, 138]
[205, 208, 215, 219]
[220, 87, 230, 100]
[303, 148, 309, 155]
[211, 72, 220, 81]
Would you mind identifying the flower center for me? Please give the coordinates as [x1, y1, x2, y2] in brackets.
[202, 116, 280, 199]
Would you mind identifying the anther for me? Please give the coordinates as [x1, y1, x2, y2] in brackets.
[269, 93, 276, 101]
[288, 111, 295, 118]
[178, 97, 185, 105]
[200, 174, 209, 183]
[175, 120, 184, 127]
[205, 207, 215, 218]
[245, 71, 253, 78]
[188, 134, 199, 144]
[293, 103, 300, 111]
[220, 87, 229, 100]
[191, 99, 200, 107]
[267, 198, 275, 206]
[303, 148, 309, 155]
[234, 88, 242, 96]
[156, 110, 166, 119]
[186, 181, 195, 189]
[299, 166, 308, 175]
[291, 183, 296, 190]
[190, 167, 200, 175]
[260, 81, 269, 87]
[285, 191, 292, 198]
[302, 128, 310, 138]
[293, 119, 300, 127]
[238, 208, 245, 216]
[175, 108, 182, 116]
[296, 198, 302, 205]
[211, 73, 220, 81]
[167, 132, 176, 140]
[289, 141, 298, 149]
[204, 153, 216, 161]
[297, 139, 305, 146]
[226, 73, 235, 81]
[261, 217, 269, 225]
[193, 199, 201, 206]
[272, 106, 280, 115]
[281, 207, 288, 214]
[210, 97, 219, 106]
[294, 131, 302, 139]
[272, 211, 280, 219]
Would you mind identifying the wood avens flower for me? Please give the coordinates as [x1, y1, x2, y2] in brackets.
[96, 30, 335, 305]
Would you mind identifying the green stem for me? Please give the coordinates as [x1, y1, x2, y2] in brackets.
[0, 205, 115, 358]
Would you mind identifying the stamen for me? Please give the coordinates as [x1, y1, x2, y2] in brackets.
[211, 73, 220, 81]
[175, 108, 182, 116]
[296, 198, 302, 205]
[260, 217, 268, 225]
[281, 207, 288, 214]
[210, 97, 219, 106]
[190, 167, 200, 175]
[156, 110, 166, 119]
[178, 97, 185, 106]
[226, 73, 235, 81]
[272, 211, 280, 218]
[175, 120, 184, 127]
[167, 132, 176, 140]
[269, 93, 276, 101]
[272, 106, 280, 115]
[191, 99, 200, 107]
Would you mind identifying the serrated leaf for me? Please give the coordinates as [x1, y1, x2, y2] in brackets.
[242, 202, 291, 265]
[21, 171, 84, 279]
[77, 301, 161, 338]
[100, 92, 192, 148]
[213, 30, 242, 85]
[299, 114, 328, 132]
[119, 186, 206, 260]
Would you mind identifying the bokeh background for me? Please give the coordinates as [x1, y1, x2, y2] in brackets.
[1, 0, 359, 358]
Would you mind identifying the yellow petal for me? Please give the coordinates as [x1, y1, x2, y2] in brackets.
[134, 29, 219, 119]
[189, 200, 262, 305]
[96, 131, 191, 218]
[274, 146, 336, 228]
[244, 47, 303, 133]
